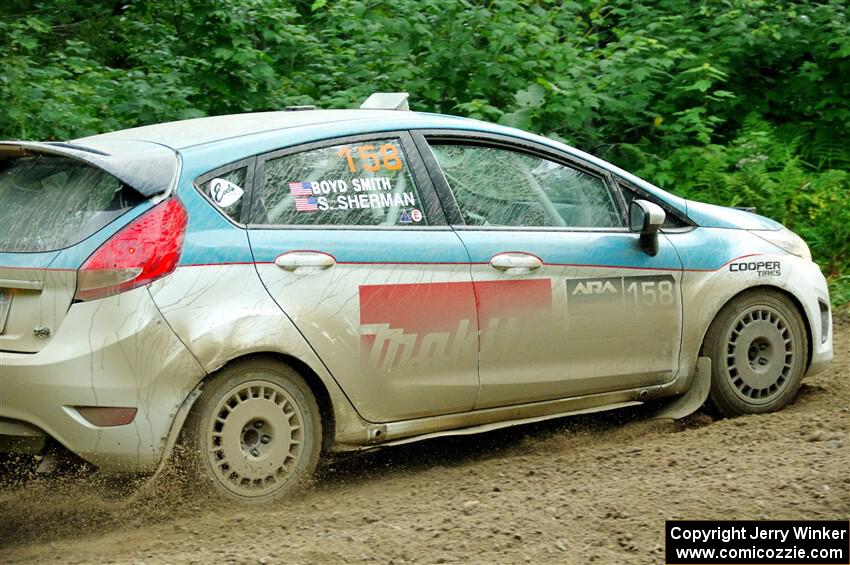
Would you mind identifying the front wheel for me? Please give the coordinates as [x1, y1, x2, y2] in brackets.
[703, 290, 809, 417]
[180, 358, 322, 503]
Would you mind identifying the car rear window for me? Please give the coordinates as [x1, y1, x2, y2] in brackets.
[0, 155, 144, 252]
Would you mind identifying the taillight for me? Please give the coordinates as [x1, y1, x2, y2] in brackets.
[75, 198, 188, 301]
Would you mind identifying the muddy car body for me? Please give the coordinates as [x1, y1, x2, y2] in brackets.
[0, 95, 834, 501]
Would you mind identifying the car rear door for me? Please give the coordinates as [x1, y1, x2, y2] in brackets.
[414, 131, 684, 409]
[246, 132, 480, 423]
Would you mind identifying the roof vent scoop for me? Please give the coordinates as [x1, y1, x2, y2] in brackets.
[359, 92, 410, 111]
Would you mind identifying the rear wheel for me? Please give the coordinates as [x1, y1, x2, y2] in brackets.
[703, 290, 808, 417]
[181, 358, 322, 503]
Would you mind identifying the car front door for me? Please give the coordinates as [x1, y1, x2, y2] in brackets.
[415, 132, 684, 409]
[246, 133, 480, 423]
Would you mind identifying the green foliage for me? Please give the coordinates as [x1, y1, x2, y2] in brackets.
[830, 276, 850, 315]
[0, 0, 848, 304]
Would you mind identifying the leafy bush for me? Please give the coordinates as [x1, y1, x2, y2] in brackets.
[0, 0, 847, 303]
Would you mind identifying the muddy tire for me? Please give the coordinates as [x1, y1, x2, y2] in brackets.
[180, 357, 322, 503]
[704, 290, 809, 417]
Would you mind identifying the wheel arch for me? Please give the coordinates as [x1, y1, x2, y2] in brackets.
[206, 351, 337, 452]
[697, 284, 813, 371]
[156, 350, 343, 475]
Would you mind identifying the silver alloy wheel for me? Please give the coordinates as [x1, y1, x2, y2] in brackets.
[206, 379, 304, 497]
[724, 305, 795, 405]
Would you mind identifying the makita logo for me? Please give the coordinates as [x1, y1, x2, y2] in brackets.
[571, 280, 619, 296]
[358, 279, 552, 371]
[360, 319, 485, 371]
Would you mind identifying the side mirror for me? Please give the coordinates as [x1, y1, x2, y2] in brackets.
[629, 199, 666, 256]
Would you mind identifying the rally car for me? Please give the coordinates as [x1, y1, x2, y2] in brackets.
[0, 93, 833, 502]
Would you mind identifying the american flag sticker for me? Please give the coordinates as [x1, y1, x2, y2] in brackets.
[295, 196, 319, 212]
[289, 181, 314, 196]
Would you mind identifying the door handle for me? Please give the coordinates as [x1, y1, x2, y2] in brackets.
[490, 252, 543, 272]
[274, 251, 336, 272]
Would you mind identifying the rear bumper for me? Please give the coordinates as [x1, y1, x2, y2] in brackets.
[0, 286, 205, 472]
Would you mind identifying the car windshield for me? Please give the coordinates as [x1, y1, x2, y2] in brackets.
[0, 154, 144, 253]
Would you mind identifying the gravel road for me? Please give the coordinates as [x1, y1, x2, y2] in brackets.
[1, 318, 847, 564]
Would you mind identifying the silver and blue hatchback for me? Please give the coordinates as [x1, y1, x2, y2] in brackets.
[0, 94, 833, 502]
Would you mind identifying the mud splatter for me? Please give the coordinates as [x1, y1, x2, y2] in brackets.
[1, 318, 848, 564]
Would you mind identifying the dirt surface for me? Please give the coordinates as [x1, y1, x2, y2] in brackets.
[1, 319, 848, 564]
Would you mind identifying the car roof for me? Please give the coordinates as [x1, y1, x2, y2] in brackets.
[71, 108, 688, 213]
[76, 109, 480, 150]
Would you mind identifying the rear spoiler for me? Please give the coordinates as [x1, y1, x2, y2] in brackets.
[0, 139, 179, 197]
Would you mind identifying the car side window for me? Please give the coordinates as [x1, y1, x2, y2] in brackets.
[200, 166, 248, 221]
[619, 183, 690, 229]
[429, 143, 622, 228]
[252, 138, 428, 226]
